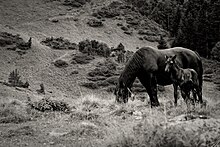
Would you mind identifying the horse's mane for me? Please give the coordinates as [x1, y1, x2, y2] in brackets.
[119, 49, 144, 87]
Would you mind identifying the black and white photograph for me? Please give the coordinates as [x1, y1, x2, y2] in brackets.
[0, 0, 219, 146]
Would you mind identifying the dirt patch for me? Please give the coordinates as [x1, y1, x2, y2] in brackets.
[41, 37, 78, 50]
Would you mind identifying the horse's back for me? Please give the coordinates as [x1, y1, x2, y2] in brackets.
[132, 46, 203, 86]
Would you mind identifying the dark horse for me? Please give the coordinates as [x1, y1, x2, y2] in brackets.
[114, 46, 203, 107]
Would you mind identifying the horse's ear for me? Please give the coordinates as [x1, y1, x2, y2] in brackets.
[172, 55, 177, 60]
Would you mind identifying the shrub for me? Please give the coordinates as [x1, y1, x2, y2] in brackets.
[63, 0, 90, 7]
[7, 69, 29, 88]
[78, 39, 111, 57]
[41, 37, 78, 50]
[87, 18, 103, 27]
[211, 41, 220, 61]
[0, 32, 24, 47]
[157, 36, 169, 49]
[28, 98, 70, 113]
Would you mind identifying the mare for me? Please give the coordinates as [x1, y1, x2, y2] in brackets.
[114, 46, 203, 107]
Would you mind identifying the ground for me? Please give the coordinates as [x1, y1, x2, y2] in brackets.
[0, 0, 220, 147]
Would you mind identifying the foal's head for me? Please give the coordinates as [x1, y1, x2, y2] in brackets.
[165, 55, 177, 73]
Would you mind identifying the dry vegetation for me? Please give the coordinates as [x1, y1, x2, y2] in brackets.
[1, 93, 220, 147]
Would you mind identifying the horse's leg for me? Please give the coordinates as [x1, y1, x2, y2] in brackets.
[150, 75, 160, 106]
[138, 73, 159, 107]
[173, 83, 178, 106]
[148, 74, 159, 107]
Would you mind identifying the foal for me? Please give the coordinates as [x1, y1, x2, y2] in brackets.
[165, 55, 200, 106]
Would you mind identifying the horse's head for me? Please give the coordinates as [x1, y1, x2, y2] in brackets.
[165, 55, 177, 72]
[114, 81, 135, 103]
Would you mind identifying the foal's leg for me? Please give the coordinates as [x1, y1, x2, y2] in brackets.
[181, 90, 191, 108]
[173, 83, 178, 106]
[192, 88, 198, 103]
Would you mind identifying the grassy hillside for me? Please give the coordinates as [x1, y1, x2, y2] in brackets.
[0, 0, 220, 146]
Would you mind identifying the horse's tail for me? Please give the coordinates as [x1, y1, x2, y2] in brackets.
[194, 51, 203, 89]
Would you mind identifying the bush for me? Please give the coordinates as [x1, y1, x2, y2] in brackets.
[87, 18, 103, 27]
[78, 39, 111, 57]
[41, 37, 78, 50]
[7, 69, 29, 88]
[63, 0, 90, 7]
[211, 41, 220, 61]
[28, 98, 70, 113]
[0, 32, 24, 47]
[53, 59, 69, 68]
[157, 36, 169, 49]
